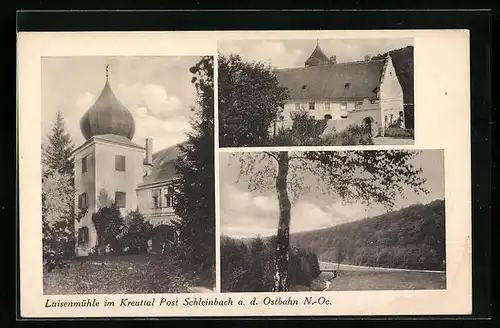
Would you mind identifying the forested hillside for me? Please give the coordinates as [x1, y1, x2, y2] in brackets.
[290, 199, 446, 271]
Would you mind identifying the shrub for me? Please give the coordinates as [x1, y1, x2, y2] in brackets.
[118, 211, 153, 254]
[322, 124, 374, 145]
[91, 203, 124, 256]
[268, 111, 328, 146]
[384, 127, 414, 139]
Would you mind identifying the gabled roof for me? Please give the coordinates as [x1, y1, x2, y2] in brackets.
[304, 44, 331, 67]
[275, 59, 386, 101]
[138, 141, 188, 187]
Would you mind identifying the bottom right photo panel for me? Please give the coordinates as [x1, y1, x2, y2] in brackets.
[219, 149, 445, 293]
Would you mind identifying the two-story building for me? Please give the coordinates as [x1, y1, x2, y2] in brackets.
[73, 69, 182, 256]
[273, 43, 406, 137]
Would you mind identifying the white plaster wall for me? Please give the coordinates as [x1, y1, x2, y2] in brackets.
[94, 142, 145, 217]
[380, 56, 405, 131]
[137, 185, 180, 227]
[73, 144, 98, 256]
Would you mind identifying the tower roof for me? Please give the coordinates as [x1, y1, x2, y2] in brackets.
[304, 43, 331, 67]
[80, 70, 135, 140]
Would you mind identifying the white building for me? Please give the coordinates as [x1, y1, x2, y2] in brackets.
[273, 43, 406, 137]
[73, 70, 182, 256]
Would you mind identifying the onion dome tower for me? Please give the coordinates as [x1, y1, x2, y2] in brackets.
[80, 65, 136, 140]
[305, 40, 331, 67]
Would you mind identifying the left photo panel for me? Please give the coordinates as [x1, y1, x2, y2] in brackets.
[41, 55, 215, 294]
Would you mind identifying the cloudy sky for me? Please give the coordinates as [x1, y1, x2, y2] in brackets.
[219, 150, 444, 239]
[42, 56, 204, 153]
[218, 38, 413, 68]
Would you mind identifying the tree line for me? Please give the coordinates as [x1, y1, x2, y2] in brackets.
[220, 235, 321, 292]
[290, 199, 446, 271]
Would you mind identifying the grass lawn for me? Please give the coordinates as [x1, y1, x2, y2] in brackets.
[43, 254, 215, 295]
[290, 271, 445, 292]
[323, 270, 446, 291]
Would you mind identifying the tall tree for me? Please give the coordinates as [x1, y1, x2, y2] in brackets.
[218, 54, 289, 147]
[42, 110, 76, 270]
[173, 56, 215, 271]
[42, 110, 74, 178]
[232, 150, 428, 291]
[42, 169, 75, 270]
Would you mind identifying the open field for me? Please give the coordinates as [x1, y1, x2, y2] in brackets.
[43, 254, 215, 295]
[373, 137, 414, 145]
[321, 270, 446, 291]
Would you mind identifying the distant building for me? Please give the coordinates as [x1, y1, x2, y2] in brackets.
[73, 67, 181, 256]
[273, 43, 406, 137]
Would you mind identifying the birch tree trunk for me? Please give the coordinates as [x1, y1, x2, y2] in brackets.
[274, 151, 291, 292]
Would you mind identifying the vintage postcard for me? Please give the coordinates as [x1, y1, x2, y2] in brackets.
[18, 30, 471, 318]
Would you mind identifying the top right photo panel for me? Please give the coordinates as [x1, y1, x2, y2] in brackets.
[218, 38, 414, 147]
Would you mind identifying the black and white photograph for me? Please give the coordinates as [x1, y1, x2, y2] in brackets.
[218, 38, 414, 147]
[41, 55, 215, 294]
[220, 149, 445, 292]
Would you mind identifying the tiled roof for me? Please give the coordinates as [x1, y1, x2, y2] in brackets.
[275, 59, 385, 101]
[139, 141, 188, 187]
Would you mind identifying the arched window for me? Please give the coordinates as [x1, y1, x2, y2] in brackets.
[324, 114, 332, 120]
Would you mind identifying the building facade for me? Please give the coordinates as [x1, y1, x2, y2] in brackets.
[273, 43, 406, 137]
[73, 70, 181, 257]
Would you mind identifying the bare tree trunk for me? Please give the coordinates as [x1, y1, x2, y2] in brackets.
[274, 151, 291, 292]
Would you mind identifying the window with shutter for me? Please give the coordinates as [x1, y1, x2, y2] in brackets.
[115, 155, 126, 172]
[78, 227, 89, 244]
[82, 156, 88, 173]
[115, 192, 126, 208]
[78, 193, 88, 210]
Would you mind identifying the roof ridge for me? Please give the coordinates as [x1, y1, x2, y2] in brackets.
[275, 58, 386, 72]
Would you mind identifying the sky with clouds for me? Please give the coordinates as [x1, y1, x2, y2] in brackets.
[42, 56, 204, 153]
[219, 150, 444, 239]
[218, 38, 413, 69]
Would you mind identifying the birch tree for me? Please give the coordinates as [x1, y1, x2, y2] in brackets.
[231, 150, 428, 291]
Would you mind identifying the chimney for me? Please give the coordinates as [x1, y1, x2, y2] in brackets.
[329, 55, 337, 64]
[364, 55, 371, 61]
[145, 138, 153, 165]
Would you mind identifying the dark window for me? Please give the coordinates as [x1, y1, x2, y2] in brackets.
[390, 114, 394, 123]
[344, 82, 351, 92]
[384, 115, 388, 128]
[78, 227, 89, 244]
[78, 193, 88, 210]
[115, 192, 126, 208]
[399, 111, 404, 117]
[324, 114, 332, 120]
[115, 155, 126, 172]
[82, 156, 87, 173]
[152, 189, 161, 209]
[308, 102, 315, 110]
[165, 187, 175, 208]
